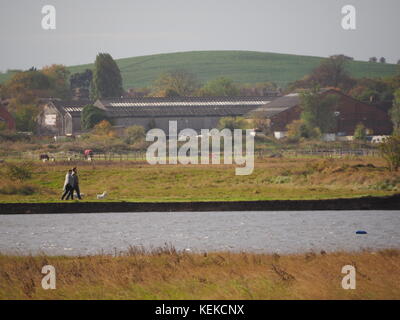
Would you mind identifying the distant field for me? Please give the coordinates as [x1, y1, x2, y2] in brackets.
[0, 51, 398, 88]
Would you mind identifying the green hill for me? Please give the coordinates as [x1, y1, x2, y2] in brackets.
[1, 50, 398, 89]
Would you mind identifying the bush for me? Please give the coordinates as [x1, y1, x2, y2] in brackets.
[379, 136, 400, 171]
[354, 123, 368, 141]
[5, 161, 34, 181]
[0, 181, 36, 195]
[124, 125, 145, 144]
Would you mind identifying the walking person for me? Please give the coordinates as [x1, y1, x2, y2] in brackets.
[71, 167, 82, 200]
[61, 169, 74, 200]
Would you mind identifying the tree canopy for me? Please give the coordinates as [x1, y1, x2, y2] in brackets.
[151, 70, 199, 97]
[198, 77, 239, 97]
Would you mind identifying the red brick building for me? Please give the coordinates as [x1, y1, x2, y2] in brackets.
[0, 102, 16, 131]
[249, 89, 393, 136]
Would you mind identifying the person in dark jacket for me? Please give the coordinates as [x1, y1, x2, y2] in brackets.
[61, 169, 73, 200]
[71, 167, 82, 200]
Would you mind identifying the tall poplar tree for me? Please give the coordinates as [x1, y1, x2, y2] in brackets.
[91, 53, 123, 99]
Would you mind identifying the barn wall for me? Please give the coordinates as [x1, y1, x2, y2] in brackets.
[269, 92, 392, 135]
[37, 103, 63, 135]
[334, 94, 392, 135]
[111, 116, 222, 133]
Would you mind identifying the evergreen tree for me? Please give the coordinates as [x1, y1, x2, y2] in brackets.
[81, 104, 109, 130]
[91, 53, 123, 99]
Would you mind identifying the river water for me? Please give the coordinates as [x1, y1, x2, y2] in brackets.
[0, 211, 399, 255]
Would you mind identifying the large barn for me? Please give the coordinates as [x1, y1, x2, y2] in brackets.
[37, 99, 92, 136]
[37, 96, 274, 135]
[248, 89, 393, 138]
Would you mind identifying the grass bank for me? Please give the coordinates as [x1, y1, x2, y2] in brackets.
[0, 248, 399, 299]
[0, 157, 399, 203]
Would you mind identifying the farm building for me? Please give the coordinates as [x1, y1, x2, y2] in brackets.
[37, 99, 92, 136]
[37, 96, 274, 135]
[0, 101, 16, 131]
[247, 89, 393, 139]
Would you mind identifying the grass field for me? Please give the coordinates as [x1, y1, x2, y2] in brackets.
[0, 157, 399, 203]
[0, 51, 398, 88]
[1, 248, 399, 299]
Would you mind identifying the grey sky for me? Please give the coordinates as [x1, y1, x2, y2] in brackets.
[0, 0, 399, 71]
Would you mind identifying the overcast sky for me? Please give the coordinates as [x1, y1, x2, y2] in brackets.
[0, 0, 399, 71]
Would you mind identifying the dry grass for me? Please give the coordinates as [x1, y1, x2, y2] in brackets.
[0, 247, 399, 300]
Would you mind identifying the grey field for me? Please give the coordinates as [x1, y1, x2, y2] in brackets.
[0, 210, 399, 255]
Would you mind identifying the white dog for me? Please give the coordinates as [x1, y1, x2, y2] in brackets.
[97, 191, 107, 199]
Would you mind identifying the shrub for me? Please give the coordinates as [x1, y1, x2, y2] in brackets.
[0, 181, 36, 195]
[354, 123, 367, 141]
[124, 125, 145, 144]
[379, 136, 400, 171]
[5, 161, 34, 181]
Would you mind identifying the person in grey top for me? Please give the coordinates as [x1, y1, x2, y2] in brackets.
[71, 167, 82, 200]
[61, 169, 73, 200]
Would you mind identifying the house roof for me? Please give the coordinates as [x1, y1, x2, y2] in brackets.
[247, 93, 300, 118]
[94, 96, 274, 118]
[51, 100, 93, 115]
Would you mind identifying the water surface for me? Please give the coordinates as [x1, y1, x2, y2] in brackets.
[0, 211, 399, 255]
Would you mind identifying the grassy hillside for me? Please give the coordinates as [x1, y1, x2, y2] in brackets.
[0, 51, 398, 89]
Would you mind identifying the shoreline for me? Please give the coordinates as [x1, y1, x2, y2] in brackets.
[0, 193, 399, 214]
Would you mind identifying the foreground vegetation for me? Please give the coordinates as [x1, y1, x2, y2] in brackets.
[0, 248, 399, 299]
[0, 156, 399, 203]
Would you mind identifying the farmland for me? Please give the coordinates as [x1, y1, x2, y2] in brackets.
[1, 50, 398, 88]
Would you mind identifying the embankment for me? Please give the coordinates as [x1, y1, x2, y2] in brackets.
[0, 193, 399, 214]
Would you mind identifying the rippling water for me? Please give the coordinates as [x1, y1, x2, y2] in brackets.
[0, 211, 399, 255]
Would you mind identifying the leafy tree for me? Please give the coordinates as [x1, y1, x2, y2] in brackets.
[217, 117, 249, 130]
[198, 77, 239, 97]
[290, 56, 355, 91]
[124, 125, 145, 144]
[41, 64, 71, 99]
[81, 104, 109, 130]
[389, 89, 400, 135]
[70, 69, 93, 90]
[353, 123, 367, 141]
[286, 119, 321, 140]
[349, 78, 393, 103]
[379, 57, 386, 64]
[14, 104, 38, 132]
[91, 53, 123, 99]
[379, 135, 400, 171]
[152, 70, 199, 97]
[300, 87, 338, 134]
[369, 57, 377, 63]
